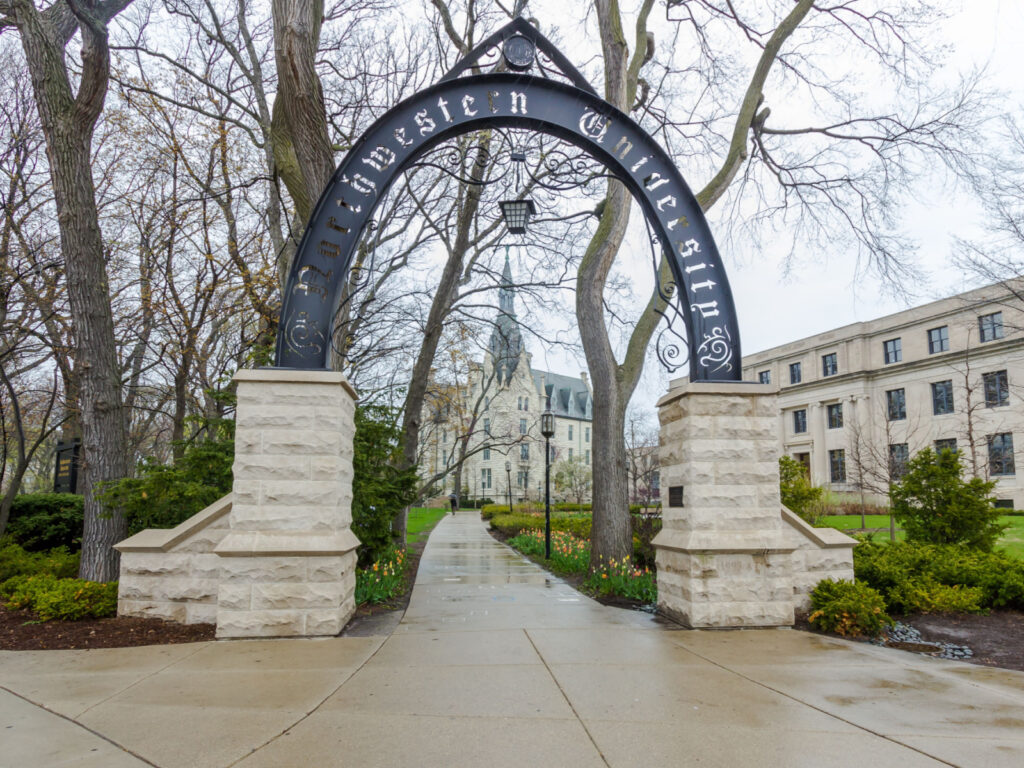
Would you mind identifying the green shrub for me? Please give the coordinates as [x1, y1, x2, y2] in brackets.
[886, 578, 985, 614]
[780, 456, 824, 522]
[629, 503, 661, 514]
[854, 541, 1024, 612]
[0, 541, 79, 582]
[891, 448, 1005, 551]
[554, 501, 592, 512]
[808, 579, 892, 638]
[481, 504, 510, 519]
[6, 494, 84, 552]
[98, 411, 235, 535]
[1, 574, 117, 621]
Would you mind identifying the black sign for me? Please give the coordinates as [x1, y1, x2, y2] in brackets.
[274, 18, 741, 382]
[53, 439, 82, 494]
[668, 486, 684, 508]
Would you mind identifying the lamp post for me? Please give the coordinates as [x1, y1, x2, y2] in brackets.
[540, 399, 555, 559]
[505, 460, 513, 515]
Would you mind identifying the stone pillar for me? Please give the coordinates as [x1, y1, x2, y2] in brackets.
[214, 369, 360, 638]
[653, 380, 796, 628]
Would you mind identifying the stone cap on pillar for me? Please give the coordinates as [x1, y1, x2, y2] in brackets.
[659, 380, 777, 408]
[215, 530, 360, 557]
[234, 368, 358, 400]
[653, 528, 796, 554]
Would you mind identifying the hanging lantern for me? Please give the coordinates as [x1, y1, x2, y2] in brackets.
[499, 198, 537, 234]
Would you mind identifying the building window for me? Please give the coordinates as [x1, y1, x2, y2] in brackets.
[984, 370, 1009, 407]
[979, 312, 1004, 343]
[484, 397, 489, 411]
[568, 425, 573, 440]
[993, 499, 1014, 510]
[483, 418, 490, 436]
[586, 450, 590, 463]
[517, 396, 522, 410]
[568, 448, 573, 460]
[483, 448, 490, 461]
[520, 418, 528, 434]
[934, 438, 958, 454]
[481, 468, 492, 489]
[928, 326, 949, 354]
[789, 362, 802, 384]
[520, 443, 529, 460]
[889, 443, 909, 479]
[989, 433, 1015, 476]
[886, 388, 906, 421]
[826, 403, 843, 429]
[585, 427, 590, 442]
[524, 397, 528, 410]
[442, 430, 447, 443]
[931, 380, 954, 415]
[883, 338, 902, 364]
[829, 449, 846, 483]
[759, 370, 771, 384]
[822, 353, 838, 377]
[793, 409, 807, 434]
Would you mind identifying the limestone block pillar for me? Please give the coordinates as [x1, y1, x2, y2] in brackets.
[653, 380, 796, 628]
[214, 369, 360, 638]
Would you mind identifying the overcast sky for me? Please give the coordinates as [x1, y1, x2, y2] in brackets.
[505, 0, 1024, 407]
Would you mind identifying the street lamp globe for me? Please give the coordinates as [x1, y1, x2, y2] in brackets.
[540, 407, 555, 439]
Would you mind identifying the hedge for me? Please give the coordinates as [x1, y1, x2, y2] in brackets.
[854, 541, 1024, 613]
[6, 493, 84, 552]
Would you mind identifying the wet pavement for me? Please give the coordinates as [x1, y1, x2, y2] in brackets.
[2, 510, 1023, 767]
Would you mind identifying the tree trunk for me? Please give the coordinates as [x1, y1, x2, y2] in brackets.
[11, 0, 134, 582]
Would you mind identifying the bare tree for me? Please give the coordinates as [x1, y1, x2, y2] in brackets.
[0, 0, 138, 580]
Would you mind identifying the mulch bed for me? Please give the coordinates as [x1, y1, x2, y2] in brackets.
[795, 609, 1024, 672]
[0, 607, 215, 650]
[0, 540, 430, 652]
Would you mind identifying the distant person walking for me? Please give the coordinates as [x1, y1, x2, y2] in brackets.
[448, 492, 458, 515]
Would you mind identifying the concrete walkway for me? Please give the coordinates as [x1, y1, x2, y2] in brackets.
[2, 511, 1023, 768]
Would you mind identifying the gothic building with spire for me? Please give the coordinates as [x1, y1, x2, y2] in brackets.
[419, 253, 594, 502]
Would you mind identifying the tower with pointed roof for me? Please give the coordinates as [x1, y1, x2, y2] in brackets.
[488, 250, 523, 385]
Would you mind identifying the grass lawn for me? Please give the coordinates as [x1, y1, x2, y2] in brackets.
[1000, 516, 1024, 559]
[820, 514, 893, 530]
[407, 507, 448, 544]
[819, 514, 1024, 559]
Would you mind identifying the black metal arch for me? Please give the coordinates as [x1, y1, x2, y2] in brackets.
[275, 47, 741, 381]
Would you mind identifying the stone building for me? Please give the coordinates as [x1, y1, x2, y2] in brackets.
[742, 281, 1024, 508]
[419, 254, 593, 502]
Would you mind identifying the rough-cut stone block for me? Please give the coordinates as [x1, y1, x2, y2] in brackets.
[251, 582, 345, 610]
[259, 480, 343, 508]
[216, 609, 305, 638]
[218, 583, 252, 611]
[304, 608, 345, 636]
[260, 430, 346, 456]
[307, 555, 355, 582]
[233, 454, 312, 482]
[218, 557, 307, 583]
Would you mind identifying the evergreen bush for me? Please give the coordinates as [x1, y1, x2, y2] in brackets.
[890, 448, 1005, 550]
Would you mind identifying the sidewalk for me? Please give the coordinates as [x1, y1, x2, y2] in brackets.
[2, 510, 1023, 767]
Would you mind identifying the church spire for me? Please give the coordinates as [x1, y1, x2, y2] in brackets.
[489, 246, 523, 385]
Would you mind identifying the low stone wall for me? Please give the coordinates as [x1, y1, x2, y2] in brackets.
[115, 495, 232, 625]
[780, 507, 856, 610]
